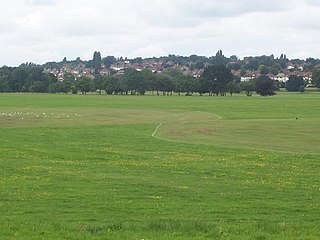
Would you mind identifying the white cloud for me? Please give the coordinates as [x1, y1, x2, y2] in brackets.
[0, 0, 320, 66]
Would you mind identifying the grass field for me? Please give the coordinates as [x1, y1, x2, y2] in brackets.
[0, 92, 320, 239]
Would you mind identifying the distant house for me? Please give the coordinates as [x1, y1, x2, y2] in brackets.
[100, 69, 110, 76]
[240, 76, 255, 82]
[303, 76, 312, 84]
[287, 66, 295, 70]
[111, 66, 124, 71]
[274, 73, 289, 82]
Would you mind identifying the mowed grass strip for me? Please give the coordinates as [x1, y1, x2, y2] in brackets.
[156, 118, 320, 154]
[0, 93, 320, 239]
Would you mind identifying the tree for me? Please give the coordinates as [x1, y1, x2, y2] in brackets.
[0, 75, 11, 92]
[63, 73, 75, 83]
[299, 86, 305, 93]
[93, 51, 102, 73]
[227, 81, 240, 96]
[240, 80, 256, 96]
[8, 66, 57, 93]
[76, 76, 93, 94]
[270, 63, 281, 75]
[124, 68, 149, 95]
[62, 73, 76, 93]
[201, 64, 233, 96]
[240, 68, 247, 77]
[103, 56, 116, 68]
[163, 69, 184, 95]
[184, 76, 199, 95]
[228, 63, 241, 71]
[163, 68, 181, 78]
[213, 50, 227, 65]
[312, 69, 320, 88]
[10, 67, 29, 92]
[255, 76, 276, 96]
[48, 83, 61, 93]
[118, 75, 129, 95]
[75, 57, 82, 65]
[92, 75, 104, 94]
[132, 57, 143, 64]
[42, 72, 58, 91]
[176, 75, 199, 96]
[29, 81, 46, 93]
[154, 73, 175, 95]
[285, 75, 305, 92]
[230, 55, 239, 61]
[141, 69, 156, 93]
[258, 64, 270, 75]
[103, 75, 120, 95]
[0, 66, 59, 93]
[195, 61, 205, 70]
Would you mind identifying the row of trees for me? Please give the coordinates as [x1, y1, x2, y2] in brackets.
[1, 64, 319, 96]
[52, 65, 277, 97]
[0, 66, 57, 93]
[63, 66, 320, 96]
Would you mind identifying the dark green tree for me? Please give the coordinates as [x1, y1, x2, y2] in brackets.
[92, 75, 104, 94]
[299, 86, 305, 93]
[255, 76, 276, 96]
[93, 51, 102, 73]
[155, 73, 176, 95]
[285, 75, 305, 92]
[62, 73, 76, 93]
[227, 81, 240, 96]
[201, 64, 233, 96]
[76, 76, 93, 94]
[176, 75, 199, 96]
[184, 76, 199, 96]
[103, 75, 120, 95]
[195, 61, 205, 70]
[103, 56, 116, 68]
[163, 69, 184, 95]
[240, 68, 247, 77]
[124, 68, 149, 95]
[29, 81, 46, 93]
[258, 64, 270, 75]
[48, 83, 62, 93]
[141, 69, 156, 94]
[312, 69, 320, 88]
[213, 50, 227, 64]
[270, 63, 281, 75]
[240, 80, 256, 96]
[0, 75, 11, 92]
[10, 67, 29, 92]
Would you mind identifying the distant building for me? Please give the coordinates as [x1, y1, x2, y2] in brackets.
[241, 76, 255, 82]
[274, 73, 289, 82]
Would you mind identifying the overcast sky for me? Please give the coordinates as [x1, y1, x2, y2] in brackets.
[1, 0, 320, 66]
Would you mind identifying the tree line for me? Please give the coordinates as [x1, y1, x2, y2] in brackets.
[1, 64, 319, 96]
[0, 66, 57, 93]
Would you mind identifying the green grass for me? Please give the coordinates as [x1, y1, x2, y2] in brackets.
[0, 93, 320, 239]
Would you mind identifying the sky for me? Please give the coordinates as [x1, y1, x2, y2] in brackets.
[1, 0, 320, 66]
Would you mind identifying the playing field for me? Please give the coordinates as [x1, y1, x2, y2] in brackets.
[1, 93, 320, 239]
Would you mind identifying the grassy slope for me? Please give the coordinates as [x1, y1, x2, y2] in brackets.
[0, 93, 320, 239]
